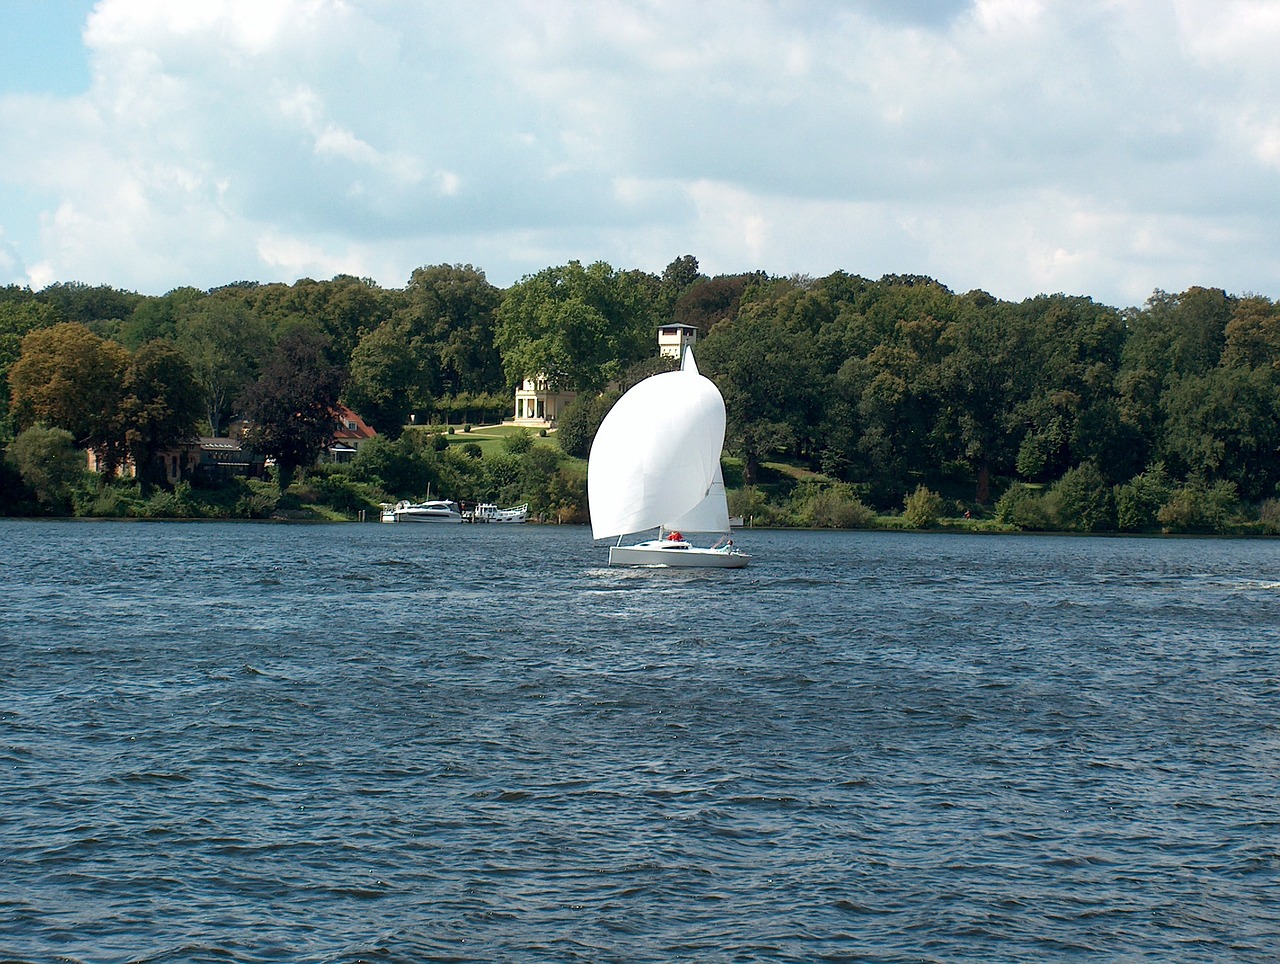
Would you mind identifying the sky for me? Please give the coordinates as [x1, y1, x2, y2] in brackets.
[2, 0, 1279, 308]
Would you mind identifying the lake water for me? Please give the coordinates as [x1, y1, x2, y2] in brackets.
[2, 520, 1279, 962]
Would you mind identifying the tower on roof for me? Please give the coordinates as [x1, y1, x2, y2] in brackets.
[657, 323, 697, 361]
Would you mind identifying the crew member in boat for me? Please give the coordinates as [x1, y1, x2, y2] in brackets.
[666, 531, 684, 542]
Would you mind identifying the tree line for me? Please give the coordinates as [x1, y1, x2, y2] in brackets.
[2, 259, 1279, 532]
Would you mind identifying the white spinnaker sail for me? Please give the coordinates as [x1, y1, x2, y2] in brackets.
[588, 349, 727, 540]
[664, 463, 730, 534]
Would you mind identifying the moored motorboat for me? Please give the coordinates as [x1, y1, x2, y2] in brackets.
[467, 502, 529, 524]
[392, 499, 463, 523]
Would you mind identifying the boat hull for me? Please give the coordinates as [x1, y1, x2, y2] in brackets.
[396, 511, 462, 523]
[391, 499, 463, 523]
[608, 541, 750, 568]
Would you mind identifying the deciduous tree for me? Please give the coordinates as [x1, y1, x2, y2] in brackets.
[122, 341, 203, 487]
[9, 322, 129, 475]
[237, 329, 346, 489]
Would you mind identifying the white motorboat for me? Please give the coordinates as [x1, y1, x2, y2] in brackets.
[587, 348, 750, 568]
[468, 502, 529, 524]
[392, 499, 463, 523]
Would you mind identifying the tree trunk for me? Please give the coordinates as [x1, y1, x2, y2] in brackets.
[975, 461, 990, 505]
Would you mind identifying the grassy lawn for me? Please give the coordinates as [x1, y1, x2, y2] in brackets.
[409, 422, 565, 459]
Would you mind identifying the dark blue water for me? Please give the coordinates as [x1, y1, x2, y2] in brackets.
[3, 520, 1280, 962]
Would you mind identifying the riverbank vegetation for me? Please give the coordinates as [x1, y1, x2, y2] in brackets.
[3, 261, 1279, 535]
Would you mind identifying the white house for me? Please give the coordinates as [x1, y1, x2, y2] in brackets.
[513, 374, 576, 427]
[657, 323, 698, 361]
[512, 324, 700, 426]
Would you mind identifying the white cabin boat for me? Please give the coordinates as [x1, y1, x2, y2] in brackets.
[588, 348, 749, 568]
[468, 502, 529, 524]
[391, 499, 463, 523]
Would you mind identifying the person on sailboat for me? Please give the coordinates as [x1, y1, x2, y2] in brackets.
[667, 531, 684, 542]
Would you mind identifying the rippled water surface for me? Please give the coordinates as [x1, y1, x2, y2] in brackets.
[3, 520, 1280, 962]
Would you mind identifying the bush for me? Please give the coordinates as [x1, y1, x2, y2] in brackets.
[1158, 480, 1239, 533]
[1114, 463, 1174, 532]
[800, 483, 874, 528]
[503, 427, 534, 455]
[8, 425, 84, 511]
[902, 485, 943, 529]
[235, 491, 277, 519]
[1045, 461, 1115, 532]
[140, 481, 201, 519]
[1259, 498, 1280, 535]
[995, 483, 1050, 530]
[313, 474, 379, 516]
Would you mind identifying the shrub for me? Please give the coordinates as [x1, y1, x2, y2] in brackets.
[8, 425, 84, 511]
[503, 427, 534, 455]
[1158, 480, 1239, 533]
[995, 483, 1049, 530]
[79, 484, 141, 518]
[1114, 463, 1175, 532]
[902, 485, 943, 529]
[1046, 461, 1115, 532]
[140, 481, 201, 519]
[313, 474, 379, 516]
[462, 442, 483, 459]
[1259, 498, 1280, 535]
[801, 483, 875, 528]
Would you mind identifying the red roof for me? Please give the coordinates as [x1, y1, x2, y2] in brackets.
[333, 404, 377, 442]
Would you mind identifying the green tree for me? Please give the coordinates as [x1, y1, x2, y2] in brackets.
[7, 424, 83, 511]
[1045, 461, 1115, 532]
[344, 317, 434, 436]
[9, 322, 129, 475]
[1114, 463, 1175, 532]
[122, 341, 204, 487]
[657, 254, 703, 319]
[0, 298, 62, 440]
[902, 484, 943, 528]
[117, 286, 205, 349]
[174, 293, 272, 435]
[349, 433, 442, 497]
[404, 264, 504, 395]
[697, 287, 826, 484]
[1160, 366, 1280, 501]
[932, 299, 1035, 503]
[555, 389, 619, 459]
[237, 329, 346, 490]
[1157, 480, 1239, 533]
[495, 260, 656, 392]
[35, 282, 142, 337]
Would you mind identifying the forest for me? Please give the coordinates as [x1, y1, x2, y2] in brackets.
[2, 256, 1279, 535]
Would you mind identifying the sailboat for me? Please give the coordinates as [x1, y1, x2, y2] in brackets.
[588, 348, 750, 568]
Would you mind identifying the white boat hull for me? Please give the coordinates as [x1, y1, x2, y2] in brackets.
[608, 540, 750, 568]
[468, 503, 529, 523]
[391, 500, 463, 523]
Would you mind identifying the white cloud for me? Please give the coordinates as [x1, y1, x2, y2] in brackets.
[0, 0, 1277, 304]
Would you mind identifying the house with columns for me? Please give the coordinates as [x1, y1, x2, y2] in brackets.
[512, 324, 700, 427]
